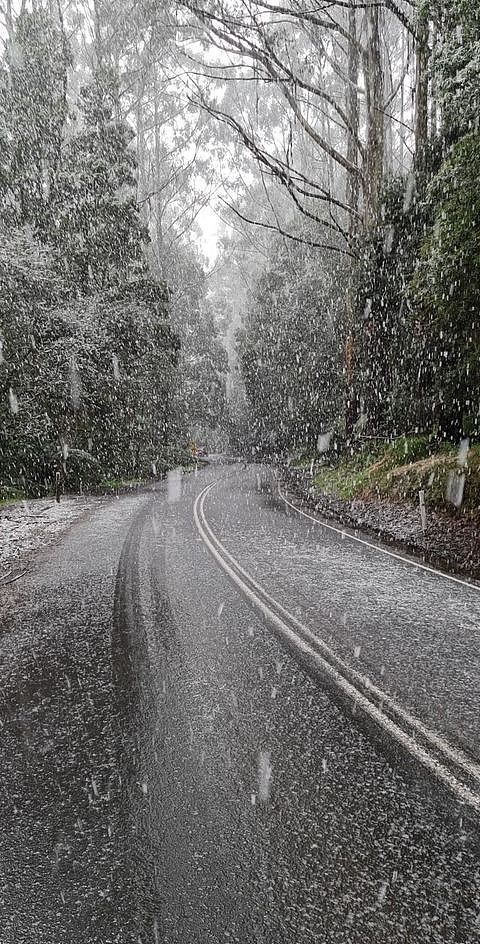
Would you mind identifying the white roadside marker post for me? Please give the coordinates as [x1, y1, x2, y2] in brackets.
[419, 489, 427, 532]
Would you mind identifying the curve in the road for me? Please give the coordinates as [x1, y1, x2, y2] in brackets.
[194, 481, 480, 816]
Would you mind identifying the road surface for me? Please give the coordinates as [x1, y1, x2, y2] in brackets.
[1, 463, 480, 943]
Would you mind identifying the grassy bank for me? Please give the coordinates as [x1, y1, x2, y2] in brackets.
[0, 487, 26, 508]
[295, 437, 480, 516]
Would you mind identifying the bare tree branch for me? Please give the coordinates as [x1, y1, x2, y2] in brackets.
[220, 198, 357, 256]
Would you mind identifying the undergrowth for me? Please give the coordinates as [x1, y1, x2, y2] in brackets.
[311, 437, 480, 514]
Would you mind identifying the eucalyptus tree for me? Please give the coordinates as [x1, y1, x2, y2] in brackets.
[170, 0, 429, 441]
[175, 1, 422, 242]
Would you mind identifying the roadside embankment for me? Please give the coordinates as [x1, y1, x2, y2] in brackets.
[280, 438, 480, 580]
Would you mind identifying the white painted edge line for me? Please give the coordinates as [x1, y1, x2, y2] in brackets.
[278, 483, 480, 593]
[194, 482, 480, 814]
[197, 482, 480, 784]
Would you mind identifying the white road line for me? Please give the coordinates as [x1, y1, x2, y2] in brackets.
[194, 482, 480, 815]
[278, 484, 480, 593]
[199, 485, 480, 786]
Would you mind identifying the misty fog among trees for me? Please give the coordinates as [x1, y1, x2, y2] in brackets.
[0, 0, 479, 495]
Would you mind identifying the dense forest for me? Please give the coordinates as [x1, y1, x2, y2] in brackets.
[224, 0, 480, 456]
[0, 0, 479, 496]
[0, 0, 228, 496]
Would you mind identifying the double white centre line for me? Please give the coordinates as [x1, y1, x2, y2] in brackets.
[194, 481, 480, 815]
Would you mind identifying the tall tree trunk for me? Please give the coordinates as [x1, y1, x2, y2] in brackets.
[154, 71, 164, 275]
[344, 2, 360, 440]
[399, 28, 406, 171]
[363, 6, 384, 228]
[384, 39, 394, 173]
[136, 75, 148, 228]
[414, 4, 429, 172]
[5, 0, 14, 43]
[346, 2, 360, 229]
[92, 0, 104, 70]
[429, 21, 438, 140]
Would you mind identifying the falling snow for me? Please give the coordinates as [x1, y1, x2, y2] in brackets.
[0, 3, 479, 942]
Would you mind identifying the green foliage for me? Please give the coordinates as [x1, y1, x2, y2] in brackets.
[433, 0, 480, 141]
[0, 227, 61, 492]
[0, 13, 181, 496]
[410, 132, 480, 438]
[312, 436, 480, 514]
[0, 9, 71, 236]
[239, 238, 344, 455]
[0, 487, 24, 506]
[89, 280, 179, 480]
[50, 66, 147, 293]
[385, 434, 437, 466]
[169, 247, 228, 445]
[313, 455, 377, 501]
[353, 174, 440, 437]
[0, 251, 178, 492]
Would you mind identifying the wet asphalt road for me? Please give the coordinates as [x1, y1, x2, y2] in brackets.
[1, 463, 480, 943]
